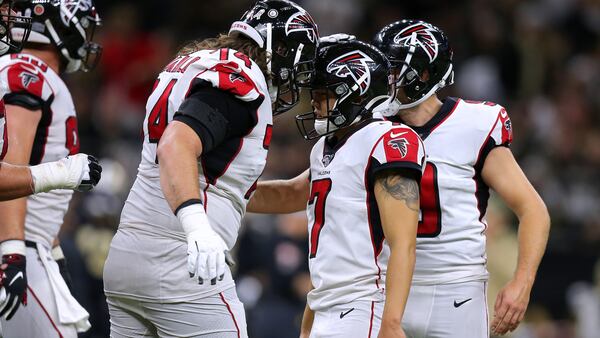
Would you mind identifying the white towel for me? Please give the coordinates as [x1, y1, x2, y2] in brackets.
[35, 242, 91, 333]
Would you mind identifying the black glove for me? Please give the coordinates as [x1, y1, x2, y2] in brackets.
[0, 253, 27, 320]
[55, 257, 72, 291]
[76, 155, 102, 192]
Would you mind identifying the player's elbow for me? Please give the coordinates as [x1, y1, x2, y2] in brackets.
[539, 200, 551, 230]
[156, 134, 176, 164]
[157, 122, 203, 164]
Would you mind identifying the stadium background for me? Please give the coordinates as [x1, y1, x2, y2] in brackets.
[56, 0, 598, 337]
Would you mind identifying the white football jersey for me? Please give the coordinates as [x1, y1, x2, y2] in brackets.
[0, 53, 80, 248]
[306, 120, 426, 311]
[113, 49, 273, 299]
[406, 97, 513, 285]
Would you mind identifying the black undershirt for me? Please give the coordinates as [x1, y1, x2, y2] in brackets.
[173, 86, 260, 153]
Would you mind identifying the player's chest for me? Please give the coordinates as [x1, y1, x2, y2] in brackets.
[310, 144, 368, 196]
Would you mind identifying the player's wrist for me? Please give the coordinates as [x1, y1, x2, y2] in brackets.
[0, 240, 26, 256]
[29, 160, 74, 193]
[176, 200, 212, 236]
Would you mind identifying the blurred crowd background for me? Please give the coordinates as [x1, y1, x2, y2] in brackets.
[56, 0, 599, 337]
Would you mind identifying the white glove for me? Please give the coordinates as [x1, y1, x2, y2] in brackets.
[319, 33, 356, 44]
[29, 154, 102, 193]
[177, 203, 228, 285]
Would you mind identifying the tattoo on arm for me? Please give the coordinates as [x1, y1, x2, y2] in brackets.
[377, 173, 420, 212]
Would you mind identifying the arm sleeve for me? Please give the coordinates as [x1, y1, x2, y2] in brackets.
[370, 127, 426, 181]
[172, 85, 260, 153]
[477, 107, 513, 167]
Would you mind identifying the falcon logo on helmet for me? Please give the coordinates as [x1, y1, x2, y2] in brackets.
[285, 11, 318, 43]
[326, 51, 374, 95]
[393, 22, 439, 62]
[388, 138, 409, 158]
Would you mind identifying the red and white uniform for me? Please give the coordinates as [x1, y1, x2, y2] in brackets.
[105, 48, 271, 302]
[306, 120, 425, 337]
[0, 53, 88, 337]
[410, 97, 512, 285]
[398, 97, 513, 338]
[0, 53, 80, 248]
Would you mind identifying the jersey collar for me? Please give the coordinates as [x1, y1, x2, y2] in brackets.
[390, 97, 459, 140]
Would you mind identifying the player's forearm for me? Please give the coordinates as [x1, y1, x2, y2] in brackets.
[0, 162, 34, 201]
[247, 169, 309, 214]
[157, 122, 203, 213]
[248, 181, 303, 213]
[0, 196, 27, 241]
[299, 302, 315, 337]
[513, 200, 550, 285]
[382, 245, 414, 326]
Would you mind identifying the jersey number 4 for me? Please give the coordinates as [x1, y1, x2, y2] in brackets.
[308, 178, 332, 258]
[418, 162, 442, 237]
[148, 78, 178, 144]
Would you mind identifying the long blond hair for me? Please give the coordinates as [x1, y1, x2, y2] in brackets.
[178, 32, 270, 79]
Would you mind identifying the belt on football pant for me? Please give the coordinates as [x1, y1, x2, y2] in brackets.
[25, 240, 38, 248]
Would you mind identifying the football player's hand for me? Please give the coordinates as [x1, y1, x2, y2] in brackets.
[0, 248, 27, 320]
[378, 321, 406, 338]
[177, 203, 229, 285]
[319, 33, 356, 44]
[491, 277, 532, 335]
[70, 154, 102, 192]
[186, 228, 228, 285]
[30, 154, 102, 193]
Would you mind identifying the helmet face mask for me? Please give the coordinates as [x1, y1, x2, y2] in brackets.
[295, 40, 392, 140]
[0, 0, 32, 55]
[374, 20, 454, 110]
[230, 0, 319, 116]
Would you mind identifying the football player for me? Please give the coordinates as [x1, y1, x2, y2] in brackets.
[102, 1, 318, 336]
[0, 1, 103, 336]
[247, 40, 426, 338]
[373, 20, 550, 337]
[0, 0, 99, 202]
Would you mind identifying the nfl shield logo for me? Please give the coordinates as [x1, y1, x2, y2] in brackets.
[322, 154, 334, 167]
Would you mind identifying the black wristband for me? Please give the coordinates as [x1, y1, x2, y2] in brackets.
[174, 199, 203, 216]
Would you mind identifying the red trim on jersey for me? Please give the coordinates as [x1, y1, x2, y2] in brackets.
[213, 63, 257, 98]
[219, 48, 229, 61]
[205, 106, 259, 186]
[214, 139, 244, 185]
[498, 108, 513, 145]
[263, 124, 273, 149]
[64, 116, 80, 155]
[364, 133, 388, 289]
[219, 292, 241, 338]
[7, 62, 46, 98]
[367, 301, 375, 338]
[382, 126, 421, 164]
[28, 286, 64, 338]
